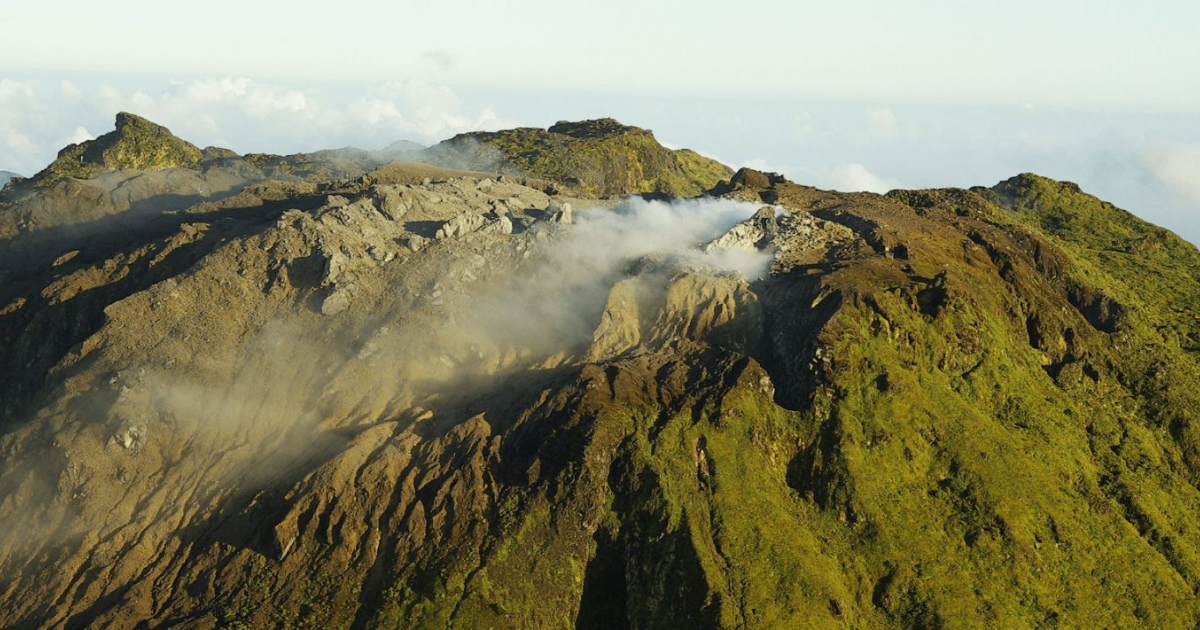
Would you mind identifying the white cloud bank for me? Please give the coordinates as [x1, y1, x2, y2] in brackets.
[0, 76, 516, 175]
[742, 158, 899, 194]
[864, 106, 898, 140]
[1143, 143, 1200, 205]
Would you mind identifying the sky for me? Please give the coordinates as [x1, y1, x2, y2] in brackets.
[1, 1, 1198, 243]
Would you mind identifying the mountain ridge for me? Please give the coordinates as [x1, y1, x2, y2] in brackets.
[0, 117, 1197, 628]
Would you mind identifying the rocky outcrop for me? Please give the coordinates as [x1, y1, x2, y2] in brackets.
[587, 271, 763, 362]
[706, 205, 778, 252]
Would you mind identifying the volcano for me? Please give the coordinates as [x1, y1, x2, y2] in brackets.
[1, 114, 1199, 629]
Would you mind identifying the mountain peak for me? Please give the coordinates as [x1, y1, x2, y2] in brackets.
[426, 117, 731, 196]
[27, 112, 207, 188]
[547, 117, 645, 139]
[114, 111, 157, 131]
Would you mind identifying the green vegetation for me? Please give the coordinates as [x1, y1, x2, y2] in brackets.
[980, 173, 1200, 350]
[30, 112, 204, 187]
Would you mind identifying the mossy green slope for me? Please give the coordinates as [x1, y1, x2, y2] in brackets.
[424, 118, 733, 197]
[29, 112, 205, 188]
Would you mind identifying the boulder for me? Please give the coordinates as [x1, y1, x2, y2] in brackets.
[548, 202, 573, 225]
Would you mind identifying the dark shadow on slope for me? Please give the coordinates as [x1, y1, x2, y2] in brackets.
[576, 527, 630, 629]
[0, 196, 321, 431]
[749, 268, 842, 411]
[0, 179, 262, 275]
[401, 220, 444, 239]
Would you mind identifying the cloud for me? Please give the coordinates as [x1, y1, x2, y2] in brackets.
[1143, 143, 1200, 204]
[0, 79, 49, 174]
[742, 158, 899, 194]
[60, 126, 94, 146]
[865, 106, 898, 139]
[793, 112, 814, 137]
[446, 197, 775, 362]
[0, 76, 516, 175]
[421, 50, 457, 71]
[821, 163, 899, 193]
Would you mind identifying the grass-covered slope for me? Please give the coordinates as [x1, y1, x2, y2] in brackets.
[980, 173, 1200, 351]
[424, 118, 733, 197]
[29, 112, 208, 188]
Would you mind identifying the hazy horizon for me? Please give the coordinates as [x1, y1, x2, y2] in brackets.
[2, 1, 1197, 243]
[2, 72, 1196, 245]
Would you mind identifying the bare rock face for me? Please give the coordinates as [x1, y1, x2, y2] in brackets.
[480, 214, 514, 235]
[588, 271, 762, 362]
[706, 205, 777, 252]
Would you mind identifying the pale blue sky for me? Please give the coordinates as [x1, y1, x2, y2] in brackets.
[4, 1, 1200, 109]
[1, 2, 1198, 242]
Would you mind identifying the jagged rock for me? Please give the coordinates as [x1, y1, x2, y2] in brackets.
[436, 213, 486, 239]
[479, 215, 514, 235]
[321, 289, 351, 315]
[323, 250, 350, 285]
[373, 186, 410, 220]
[434, 206, 516, 239]
[107, 424, 147, 452]
[548, 202, 573, 224]
[706, 206, 777, 252]
[588, 271, 762, 362]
